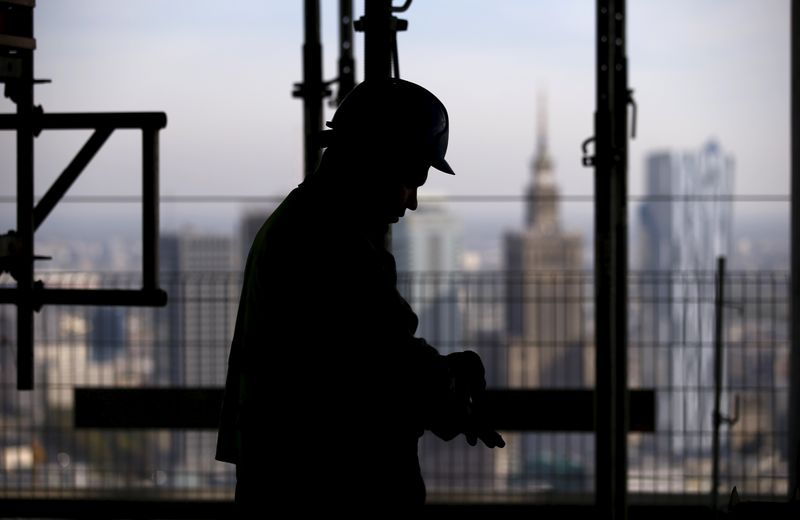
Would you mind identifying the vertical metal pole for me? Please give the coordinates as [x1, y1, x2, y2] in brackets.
[789, 0, 800, 501]
[362, 0, 395, 252]
[337, 0, 356, 105]
[142, 129, 159, 291]
[16, 28, 35, 391]
[300, 0, 324, 178]
[364, 0, 393, 81]
[595, 0, 629, 518]
[712, 256, 726, 512]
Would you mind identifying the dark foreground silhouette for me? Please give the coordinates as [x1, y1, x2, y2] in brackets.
[216, 79, 503, 513]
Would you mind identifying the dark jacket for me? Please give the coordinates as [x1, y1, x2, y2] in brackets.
[216, 172, 455, 510]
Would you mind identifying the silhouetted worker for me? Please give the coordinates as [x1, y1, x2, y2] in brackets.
[216, 78, 504, 513]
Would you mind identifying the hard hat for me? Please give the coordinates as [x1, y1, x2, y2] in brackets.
[325, 78, 455, 175]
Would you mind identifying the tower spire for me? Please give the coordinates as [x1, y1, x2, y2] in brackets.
[537, 90, 548, 155]
[533, 89, 554, 186]
[525, 89, 559, 232]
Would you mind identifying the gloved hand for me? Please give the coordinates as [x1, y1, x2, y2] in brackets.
[444, 351, 505, 449]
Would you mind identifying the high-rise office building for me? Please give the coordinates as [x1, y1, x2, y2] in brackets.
[637, 139, 734, 456]
[159, 232, 236, 387]
[88, 307, 126, 363]
[501, 95, 589, 493]
[503, 95, 585, 389]
[159, 232, 236, 482]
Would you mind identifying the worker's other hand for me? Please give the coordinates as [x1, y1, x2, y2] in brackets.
[465, 427, 506, 449]
[444, 350, 486, 404]
[444, 351, 505, 449]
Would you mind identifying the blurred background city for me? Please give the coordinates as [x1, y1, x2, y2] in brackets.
[0, 0, 793, 516]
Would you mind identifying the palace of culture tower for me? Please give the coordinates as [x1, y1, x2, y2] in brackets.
[503, 94, 587, 388]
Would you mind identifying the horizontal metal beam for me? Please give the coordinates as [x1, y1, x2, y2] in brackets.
[485, 389, 653, 432]
[0, 0, 36, 9]
[73, 388, 655, 431]
[0, 112, 167, 130]
[6, 499, 775, 519]
[0, 499, 235, 519]
[75, 388, 223, 429]
[0, 288, 167, 307]
[0, 33, 35, 50]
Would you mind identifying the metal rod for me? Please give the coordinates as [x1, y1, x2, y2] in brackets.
[391, 27, 400, 78]
[300, 0, 323, 178]
[0, 288, 168, 307]
[142, 129, 160, 291]
[364, 0, 393, 81]
[595, 0, 629, 518]
[362, 0, 395, 251]
[0, 111, 167, 130]
[337, 0, 356, 105]
[712, 256, 726, 512]
[33, 127, 113, 230]
[789, 0, 800, 500]
[15, 44, 35, 391]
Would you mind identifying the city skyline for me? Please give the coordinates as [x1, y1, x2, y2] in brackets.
[1, 136, 790, 497]
[0, 0, 794, 508]
[0, 1, 790, 241]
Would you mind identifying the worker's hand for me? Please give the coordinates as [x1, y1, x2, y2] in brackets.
[462, 386, 506, 448]
[444, 351, 505, 449]
[466, 430, 506, 448]
[444, 350, 486, 404]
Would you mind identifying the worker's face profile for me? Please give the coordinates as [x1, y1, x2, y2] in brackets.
[379, 158, 429, 224]
[346, 137, 433, 224]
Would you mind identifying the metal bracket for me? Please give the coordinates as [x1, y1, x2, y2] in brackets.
[354, 6, 408, 78]
[0, 230, 50, 282]
[291, 81, 332, 100]
[581, 136, 595, 167]
[353, 15, 408, 33]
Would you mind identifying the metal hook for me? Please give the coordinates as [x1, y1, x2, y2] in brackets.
[720, 394, 740, 426]
[581, 136, 595, 167]
[392, 0, 413, 13]
[628, 88, 637, 139]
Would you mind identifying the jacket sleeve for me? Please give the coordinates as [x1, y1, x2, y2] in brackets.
[361, 245, 468, 438]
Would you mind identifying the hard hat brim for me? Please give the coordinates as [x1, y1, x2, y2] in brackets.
[433, 157, 455, 175]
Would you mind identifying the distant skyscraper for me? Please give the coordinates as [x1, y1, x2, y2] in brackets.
[392, 201, 463, 353]
[637, 139, 734, 456]
[500, 93, 590, 493]
[503, 93, 585, 389]
[88, 307, 126, 362]
[159, 232, 236, 387]
[159, 232, 236, 479]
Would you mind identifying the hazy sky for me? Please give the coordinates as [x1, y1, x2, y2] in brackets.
[0, 0, 790, 237]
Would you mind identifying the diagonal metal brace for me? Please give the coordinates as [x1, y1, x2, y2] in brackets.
[33, 127, 113, 230]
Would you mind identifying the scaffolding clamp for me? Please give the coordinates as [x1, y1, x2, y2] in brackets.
[0, 230, 50, 283]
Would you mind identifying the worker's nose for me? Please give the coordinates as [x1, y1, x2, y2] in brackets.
[406, 187, 418, 211]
